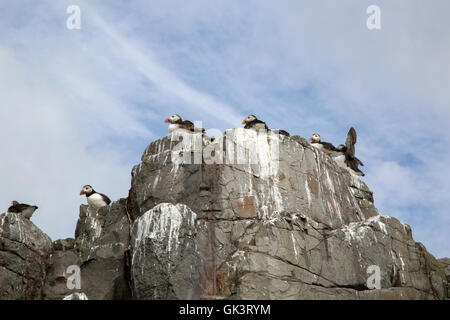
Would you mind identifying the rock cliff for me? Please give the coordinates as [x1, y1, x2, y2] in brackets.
[0, 129, 448, 299]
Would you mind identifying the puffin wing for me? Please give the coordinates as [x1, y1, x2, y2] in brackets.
[181, 120, 195, 131]
[345, 156, 365, 176]
[182, 120, 205, 133]
[245, 119, 268, 130]
[355, 156, 364, 167]
[321, 141, 339, 151]
[98, 193, 112, 205]
[345, 127, 357, 156]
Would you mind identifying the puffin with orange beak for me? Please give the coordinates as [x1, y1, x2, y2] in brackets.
[242, 115, 290, 136]
[241, 115, 269, 131]
[309, 133, 342, 157]
[80, 185, 111, 212]
[164, 114, 205, 134]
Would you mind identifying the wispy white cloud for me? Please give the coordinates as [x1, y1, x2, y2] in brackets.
[91, 14, 243, 127]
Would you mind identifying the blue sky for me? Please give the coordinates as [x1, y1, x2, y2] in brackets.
[0, 1, 449, 258]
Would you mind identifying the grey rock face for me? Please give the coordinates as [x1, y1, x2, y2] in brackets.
[128, 129, 376, 226]
[42, 237, 85, 300]
[438, 258, 450, 299]
[131, 203, 202, 299]
[438, 258, 450, 276]
[72, 199, 132, 300]
[1, 129, 446, 300]
[127, 129, 446, 300]
[42, 245, 80, 300]
[0, 212, 52, 299]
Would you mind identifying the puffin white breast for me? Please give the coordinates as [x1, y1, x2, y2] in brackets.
[87, 193, 108, 209]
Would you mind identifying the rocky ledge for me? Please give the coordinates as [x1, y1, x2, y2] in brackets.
[0, 129, 448, 299]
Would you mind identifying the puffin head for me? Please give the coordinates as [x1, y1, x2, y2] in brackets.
[242, 115, 257, 125]
[10, 200, 19, 206]
[310, 133, 321, 143]
[80, 185, 94, 196]
[164, 114, 182, 124]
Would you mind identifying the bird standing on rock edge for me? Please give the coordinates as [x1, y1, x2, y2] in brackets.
[242, 115, 290, 136]
[80, 185, 111, 212]
[164, 114, 205, 134]
[309, 133, 342, 157]
[7, 201, 38, 219]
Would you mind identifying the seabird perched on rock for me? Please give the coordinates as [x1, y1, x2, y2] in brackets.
[309, 133, 342, 157]
[7, 201, 38, 219]
[242, 115, 268, 131]
[334, 128, 365, 176]
[242, 115, 290, 136]
[80, 185, 111, 212]
[164, 114, 205, 134]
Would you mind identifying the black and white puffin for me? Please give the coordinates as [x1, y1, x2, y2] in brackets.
[242, 115, 269, 131]
[309, 133, 341, 157]
[164, 114, 205, 134]
[334, 128, 365, 176]
[241, 115, 290, 136]
[80, 185, 111, 211]
[7, 201, 38, 219]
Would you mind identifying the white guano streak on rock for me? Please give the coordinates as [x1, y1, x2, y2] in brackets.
[16, 213, 25, 243]
[232, 129, 284, 220]
[323, 168, 345, 223]
[312, 148, 322, 179]
[152, 171, 160, 191]
[291, 233, 299, 261]
[325, 170, 335, 193]
[347, 186, 364, 220]
[133, 203, 197, 272]
[0, 214, 4, 235]
[367, 215, 388, 235]
[398, 253, 407, 283]
[341, 222, 373, 246]
[231, 250, 246, 260]
[258, 131, 283, 218]
[304, 180, 312, 208]
[87, 207, 102, 242]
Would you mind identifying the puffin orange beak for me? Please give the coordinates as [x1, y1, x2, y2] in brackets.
[164, 118, 169, 123]
[80, 190, 84, 195]
[241, 120, 246, 125]
[309, 136, 313, 141]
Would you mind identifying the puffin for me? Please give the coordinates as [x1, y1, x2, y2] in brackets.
[80, 185, 111, 211]
[7, 201, 38, 219]
[242, 115, 269, 131]
[164, 114, 205, 134]
[242, 115, 290, 136]
[334, 127, 365, 176]
[309, 133, 342, 157]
